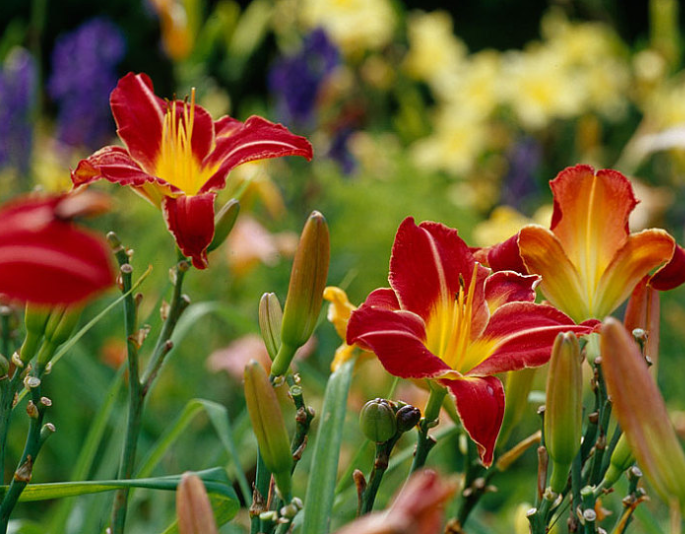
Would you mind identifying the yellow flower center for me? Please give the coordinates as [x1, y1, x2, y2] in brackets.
[425, 263, 479, 371]
[155, 89, 217, 196]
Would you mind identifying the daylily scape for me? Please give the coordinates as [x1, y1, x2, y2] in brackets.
[72, 72, 312, 269]
[347, 218, 598, 465]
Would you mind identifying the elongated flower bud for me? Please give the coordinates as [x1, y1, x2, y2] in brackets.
[499, 368, 537, 446]
[176, 472, 219, 534]
[544, 332, 583, 494]
[207, 199, 240, 253]
[244, 359, 293, 498]
[600, 434, 635, 490]
[19, 305, 51, 364]
[37, 306, 82, 366]
[272, 211, 329, 376]
[259, 292, 282, 360]
[601, 317, 685, 511]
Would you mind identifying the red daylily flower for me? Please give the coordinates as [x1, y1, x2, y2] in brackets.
[347, 218, 597, 466]
[71, 72, 313, 269]
[0, 193, 114, 305]
[487, 165, 684, 322]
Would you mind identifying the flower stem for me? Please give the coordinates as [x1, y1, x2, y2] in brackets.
[109, 243, 189, 534]
[410, 383, 447, 473]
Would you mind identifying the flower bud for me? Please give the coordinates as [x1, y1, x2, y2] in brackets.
[544, 332, 583, 494]
[601, 317, 685, 510]
[360, 399, 397, 443]
[499, 368, 537, 445]
[272, 211, 329, 376]
[176, 472, 219, 534]
[36, 306, 82, 367]
[395, 404, 421, 433]
[19, 304, 51, 364]
[244, 359, 293, 498]
[207, 199, 240, 253]
[600, 434, 635, 490]
[259, 292, 282, 360]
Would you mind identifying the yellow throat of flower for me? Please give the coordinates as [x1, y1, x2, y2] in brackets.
[155, 89, 216, 196]
[426, 263, 479, 372]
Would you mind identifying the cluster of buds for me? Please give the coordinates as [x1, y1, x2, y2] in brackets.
[359, 398, 421, 444]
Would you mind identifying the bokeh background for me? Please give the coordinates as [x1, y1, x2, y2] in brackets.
[1, 0, 685, 532]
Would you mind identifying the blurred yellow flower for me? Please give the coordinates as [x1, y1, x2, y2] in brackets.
[472, 205, 552, 248]
[300, 0, 395, 57]
[403, 10, 466, 91]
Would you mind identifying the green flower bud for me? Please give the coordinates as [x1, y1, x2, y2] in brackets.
[37, 306, 82, 367]
[244, 359, 293, 499]
[360, 399, 397, 443]
[544, 332, 583, 494]
[272, 211, 329, 376]
[207, 199, 240, 253]
[600, 434, 635, 490]
[259, 292, 282, 360]
[499, 368, 537, 446]
[395, 404, 421, 433]
[19, 305, 51, 364]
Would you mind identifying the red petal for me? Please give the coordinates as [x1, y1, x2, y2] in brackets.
[650, 244, 685, 291]
[468, 302, 598, 376]
[200, 116, 313, 193]
[346, 304, 451, 379]
[442, 375, 504, 466]
[363, 287, 400, 309]
[389, 219, 489, 332]
[486, 233, 528, 274]
[0, 196, 114, 304]
[162, 193, 216, 269]
[111, 73, 167, 174]
[484, 271, 539, 311]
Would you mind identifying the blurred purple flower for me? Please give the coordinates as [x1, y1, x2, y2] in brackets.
[268, 28, 339, 127]
[328, 127, 356, 175]
[501, 137, 542, 210]
[48, 17, 126, 150]
[0, 48, 38, 175]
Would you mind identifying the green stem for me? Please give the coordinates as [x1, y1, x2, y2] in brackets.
[250, 451, 271, 534]
[109, 247, 190, 534]
[410, 383, 447, 473]
[0, 368, 52, 532]
[360, 437, 400, 515]
[456, 437, 488, 526]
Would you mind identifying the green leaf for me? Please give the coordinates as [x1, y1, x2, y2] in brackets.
[135, 398, 251, 505]
[8, 468, 237, 513]
[301, 357, 355, 534]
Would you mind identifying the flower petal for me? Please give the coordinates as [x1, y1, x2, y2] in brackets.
[162, 193, 217, 269]
[110, 72, 167, 174]
[467, 302, 598, 376]
[650, 243, 685, 291]
[200, 116, 313, 194]
[484, 232, 528, 274]
[441, 375, 504, 466]
[483, 270, 540, 313]
[593, 229, 674, 318]
[0, 196, 114, 304]
[549, 165, 636, 295]
[346, 305, 451, 379]
[389, 218, 489, 331]
[519, 224, 588, 322]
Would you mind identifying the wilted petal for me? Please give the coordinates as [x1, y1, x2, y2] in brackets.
[0, 195, 113, 304]
[163, 193, 216, 269]
[442, 375, 505, 466]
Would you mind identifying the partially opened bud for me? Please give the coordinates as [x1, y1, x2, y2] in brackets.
[207, 199, 240, 253]
[601, 317, 685, 511]
[259, 292, 282, 360]
[544, 332, 583, 494]
[272, 211, 329, 376]
[176, 472, 219, 534]
[244, 359, 293, 498]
